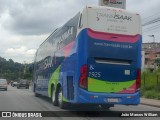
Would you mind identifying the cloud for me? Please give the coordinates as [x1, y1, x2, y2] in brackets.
[5, 46, 36, 63]
[127, 0, 160, 19]
[2, 0, 98, 35]
[0, 0, 10, 14]
[0, 0, 97, 63]
[1, 0, 160, 36]
[5, 46, 36, 57]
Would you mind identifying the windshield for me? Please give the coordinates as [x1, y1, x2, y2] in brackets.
[0, 79, 6, 84]
[21, 80, 28, 83]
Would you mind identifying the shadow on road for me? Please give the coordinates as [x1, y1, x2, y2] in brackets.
[35, 95, 122, 117]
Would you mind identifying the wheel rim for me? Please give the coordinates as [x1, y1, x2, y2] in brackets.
[52, 89, 56, 103]
[58, 89, 63, 106]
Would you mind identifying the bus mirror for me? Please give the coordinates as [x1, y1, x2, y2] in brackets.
[78, 14, 83, 28]
[79, 24, 83, 28]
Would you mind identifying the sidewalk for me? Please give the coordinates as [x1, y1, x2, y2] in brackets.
[141, 98, 160, 108]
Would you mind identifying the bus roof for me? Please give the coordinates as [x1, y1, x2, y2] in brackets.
[86, 5, 139, 15]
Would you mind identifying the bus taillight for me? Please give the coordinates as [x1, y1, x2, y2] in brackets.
[79, 65, 88, 90]
[136, 69, 141, 90]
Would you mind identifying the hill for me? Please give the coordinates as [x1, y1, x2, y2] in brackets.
[0, 57, 32, 81]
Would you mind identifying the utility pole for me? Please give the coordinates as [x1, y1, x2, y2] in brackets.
[148, 35, 156, 71]
[99, 0, 126, 9]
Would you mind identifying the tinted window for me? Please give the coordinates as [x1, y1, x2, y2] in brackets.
[0, 79, 7, 84]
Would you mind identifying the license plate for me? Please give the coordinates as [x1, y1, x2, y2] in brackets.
[107, 98, 119, 103]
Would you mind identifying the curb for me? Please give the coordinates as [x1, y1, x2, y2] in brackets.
[140, 98, 160, 108]
[141, 103, 160, 108]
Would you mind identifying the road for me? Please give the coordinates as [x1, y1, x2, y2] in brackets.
[0, 85, 160, 120]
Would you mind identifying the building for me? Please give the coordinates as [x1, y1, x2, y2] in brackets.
[142, 42, 160, 50]
[142, 42, 160, 71]
[144, 50, 160, 71]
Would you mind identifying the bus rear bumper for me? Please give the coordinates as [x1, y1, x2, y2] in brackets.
[77, 88, 140, 105]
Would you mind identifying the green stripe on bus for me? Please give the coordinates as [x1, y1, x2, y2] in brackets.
[88, 77, 135, 93]
[63, 96, 69, 102]
[48, 65, 61, 97]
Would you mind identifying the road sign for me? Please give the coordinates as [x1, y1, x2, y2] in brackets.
[99, 0, 126, 9]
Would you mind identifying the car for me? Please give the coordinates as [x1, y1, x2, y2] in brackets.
[17, 80, 29, 89]
[0, 79, 8, 91]
[12, 82, 18, 87]
[10, 81, 13, 86]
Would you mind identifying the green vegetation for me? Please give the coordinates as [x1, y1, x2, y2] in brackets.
[0, 56, 33, 82]
[141, 69, 160, 100]
[155, 58, 160, 67]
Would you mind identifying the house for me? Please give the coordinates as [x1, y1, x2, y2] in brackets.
[142, 42, 160, 71]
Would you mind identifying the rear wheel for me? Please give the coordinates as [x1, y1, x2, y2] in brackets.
[57, 87, 67, 109]
[26, 86, 29, 89]
[51, 86, 58, 106]
[34, 85, 40, 97]
[35, 92, 40, 97]
[99, 104, 113, 110]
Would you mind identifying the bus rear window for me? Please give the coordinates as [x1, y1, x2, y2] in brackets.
[95, 58, 132, 65]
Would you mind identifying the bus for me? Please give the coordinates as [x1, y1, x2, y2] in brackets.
[32, 6, 142, 109]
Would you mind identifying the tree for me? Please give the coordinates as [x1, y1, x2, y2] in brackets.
[155, 58, 160, 69]
[0, 56, 33, 81]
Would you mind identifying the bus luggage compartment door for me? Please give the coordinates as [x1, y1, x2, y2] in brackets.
[67, 76, 74, 100]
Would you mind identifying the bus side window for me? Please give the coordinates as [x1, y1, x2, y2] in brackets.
[78, 14, 83, 28]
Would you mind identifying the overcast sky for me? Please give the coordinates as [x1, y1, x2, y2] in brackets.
[0, 0, 160, 63]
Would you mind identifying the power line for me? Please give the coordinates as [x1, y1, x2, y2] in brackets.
[142, 12, 160, 21]
[142, 17, 160, 26]
[143, 26, 160, 33]
[143, 24, 160, 30]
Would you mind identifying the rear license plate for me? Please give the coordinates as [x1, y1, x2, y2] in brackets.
[106, 98, 119, 103]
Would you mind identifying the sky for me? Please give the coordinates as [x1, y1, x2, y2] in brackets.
[0, 0, 160, 63]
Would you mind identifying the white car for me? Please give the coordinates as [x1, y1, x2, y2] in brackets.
[0, 79, 8, 91]
[12, 82, 18, 87]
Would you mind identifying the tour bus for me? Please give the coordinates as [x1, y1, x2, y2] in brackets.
[33, 6, 142, 109]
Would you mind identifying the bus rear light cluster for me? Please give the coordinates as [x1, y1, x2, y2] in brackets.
[136, 69, 141, 90]
[79, 65, 88, 90]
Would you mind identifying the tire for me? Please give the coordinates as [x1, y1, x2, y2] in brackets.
[34, 85, 40, 97]
[35, 92, 40, 97]
[5, 88, 7, 91]
[57, 87, 67, 109]
[99, 105, 113, 110]
[51, 86, 58, 106]
[26, 86, 29, 89]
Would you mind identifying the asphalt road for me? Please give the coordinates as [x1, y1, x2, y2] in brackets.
[0, 85, 160, 120]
